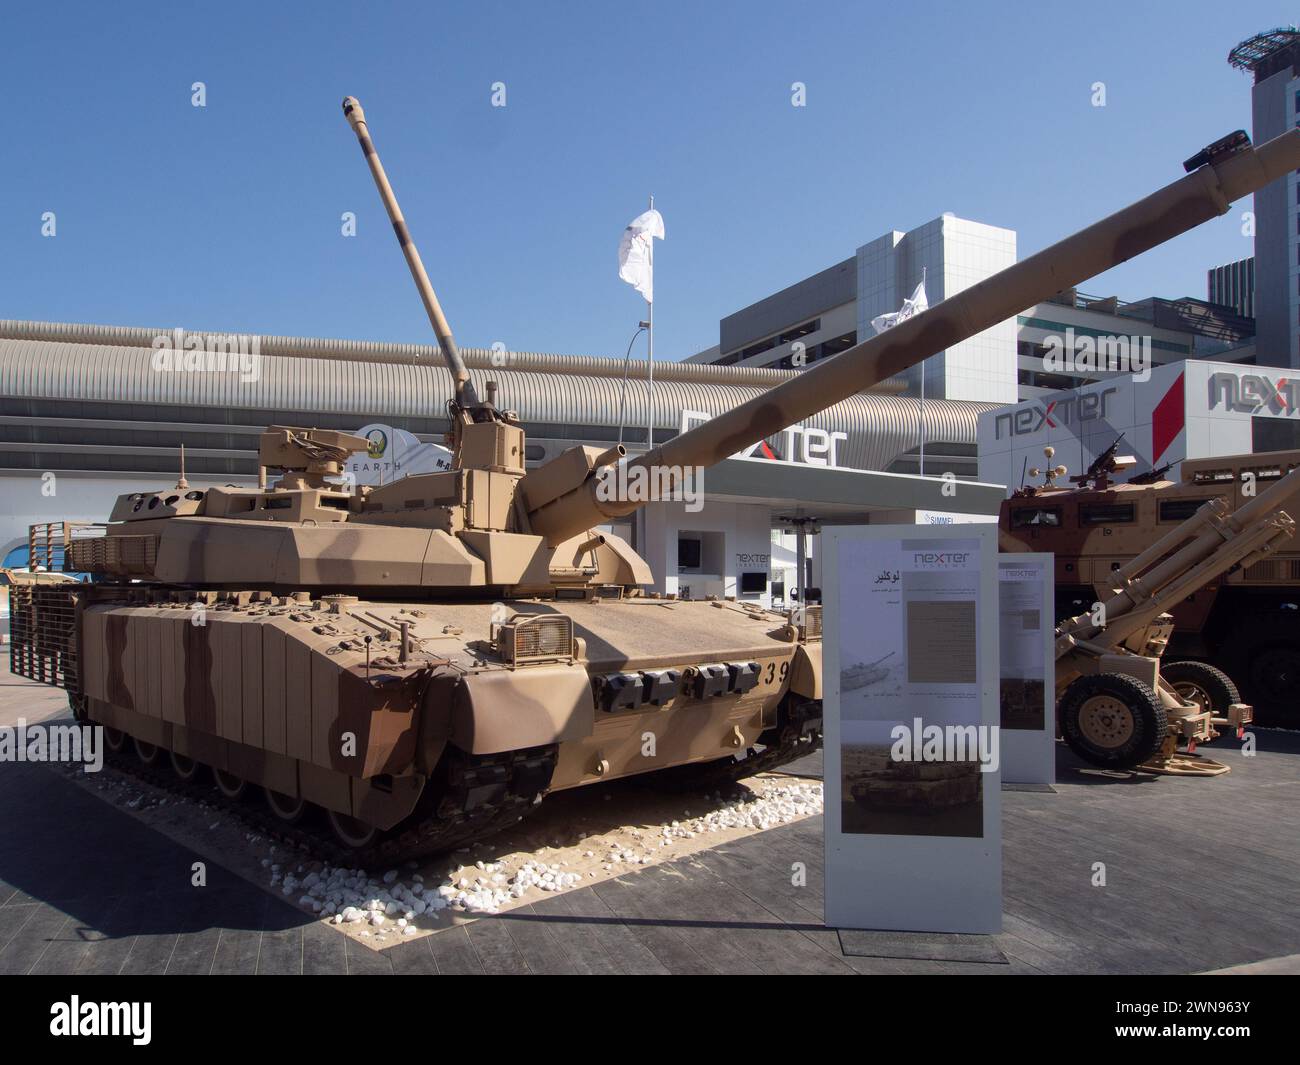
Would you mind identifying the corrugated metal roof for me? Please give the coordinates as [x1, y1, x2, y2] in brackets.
[0, 318, 904, 391]
[0, 335, 995, 472]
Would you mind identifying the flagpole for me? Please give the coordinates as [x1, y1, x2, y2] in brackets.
[918, 357, 925, 476]
[917, 268, 926, 477]
[646, 194, 655, 450]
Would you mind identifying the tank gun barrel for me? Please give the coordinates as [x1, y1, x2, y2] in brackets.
[526, 128, 1300, 545]
[341, 97, 479, 410]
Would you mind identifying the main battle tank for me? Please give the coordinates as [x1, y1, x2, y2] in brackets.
[13, 104, 1300, 863]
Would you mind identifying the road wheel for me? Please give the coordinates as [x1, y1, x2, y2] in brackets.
[327, 809, 379, 850]
[169, 750, 202, 781]
[212, 768, 247, 800]
[264, 788, 307, 824]
[1060, 673, 1167, 769]
[1160, 660, 1241, 716]
[103, 727, 126, 754]
[133, 737, 162, 765]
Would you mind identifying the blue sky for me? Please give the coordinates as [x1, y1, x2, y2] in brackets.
[0, 1, 1289, 361]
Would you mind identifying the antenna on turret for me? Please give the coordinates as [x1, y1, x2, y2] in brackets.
[341, 97, 488, 430]
[176, 443, 188, 490]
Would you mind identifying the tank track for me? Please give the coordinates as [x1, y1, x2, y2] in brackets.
[97, 732, 558, 869]
[87, 696, 820, 863]
[645, 696, 824, 791]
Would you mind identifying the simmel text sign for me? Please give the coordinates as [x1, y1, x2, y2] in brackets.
[998, 554, 1055, 786]
[823, 524, 1001, 934]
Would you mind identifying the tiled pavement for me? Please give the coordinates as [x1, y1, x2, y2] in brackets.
[2, 722, 1299, 973]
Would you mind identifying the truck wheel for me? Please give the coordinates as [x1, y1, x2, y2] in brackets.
[1160, 660, 1240, 716]
[1059, 673, 1167, 769]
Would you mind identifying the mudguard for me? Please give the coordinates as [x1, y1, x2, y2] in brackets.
[450, 662, 595, 754]
[788, 642, 822, 700]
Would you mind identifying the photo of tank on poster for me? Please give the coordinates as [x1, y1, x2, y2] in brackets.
[838, 537, 987, 837]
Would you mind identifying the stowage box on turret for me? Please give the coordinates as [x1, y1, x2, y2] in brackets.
[12, 100, 1300, 862]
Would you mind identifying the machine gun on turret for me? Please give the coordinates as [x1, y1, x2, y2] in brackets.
[1128, 460, 1174, 485]
[1069, 433, 1134, 490]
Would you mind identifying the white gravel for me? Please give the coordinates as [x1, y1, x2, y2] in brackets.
[270, 779, 824, 937]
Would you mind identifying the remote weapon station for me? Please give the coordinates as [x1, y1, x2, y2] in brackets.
[12, 105, 1300, 860]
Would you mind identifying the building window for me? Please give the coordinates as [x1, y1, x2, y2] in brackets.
[778, 320, 819, 345]
[773, 330, 856, 369]
[735, 318, 821, 363]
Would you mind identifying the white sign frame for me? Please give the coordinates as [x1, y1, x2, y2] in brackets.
[997, 553, 1056, 787]
[823, 523, 1001, 934]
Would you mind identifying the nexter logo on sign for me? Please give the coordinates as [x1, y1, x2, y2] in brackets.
[1209, 371, 1299, 416]
[911, 551, 973, 569]
[680, 410, 847, 467]
[992, 387, 1118, 439]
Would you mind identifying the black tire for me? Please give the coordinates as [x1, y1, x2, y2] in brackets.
[1059, 673, 1167, 769]
[1160, 660, 1240, 717]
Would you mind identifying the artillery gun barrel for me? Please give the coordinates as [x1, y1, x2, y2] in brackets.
[527, 129, 1300, 545]
[1060, 464, 1300, 647]
[341, 97, 479, 409]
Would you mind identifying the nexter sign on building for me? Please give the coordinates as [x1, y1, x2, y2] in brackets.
[978, 359, 1300, 488]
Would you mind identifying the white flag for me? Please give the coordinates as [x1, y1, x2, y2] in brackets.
[871, 273, 928, 334]
[618, 208, 665, 303]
